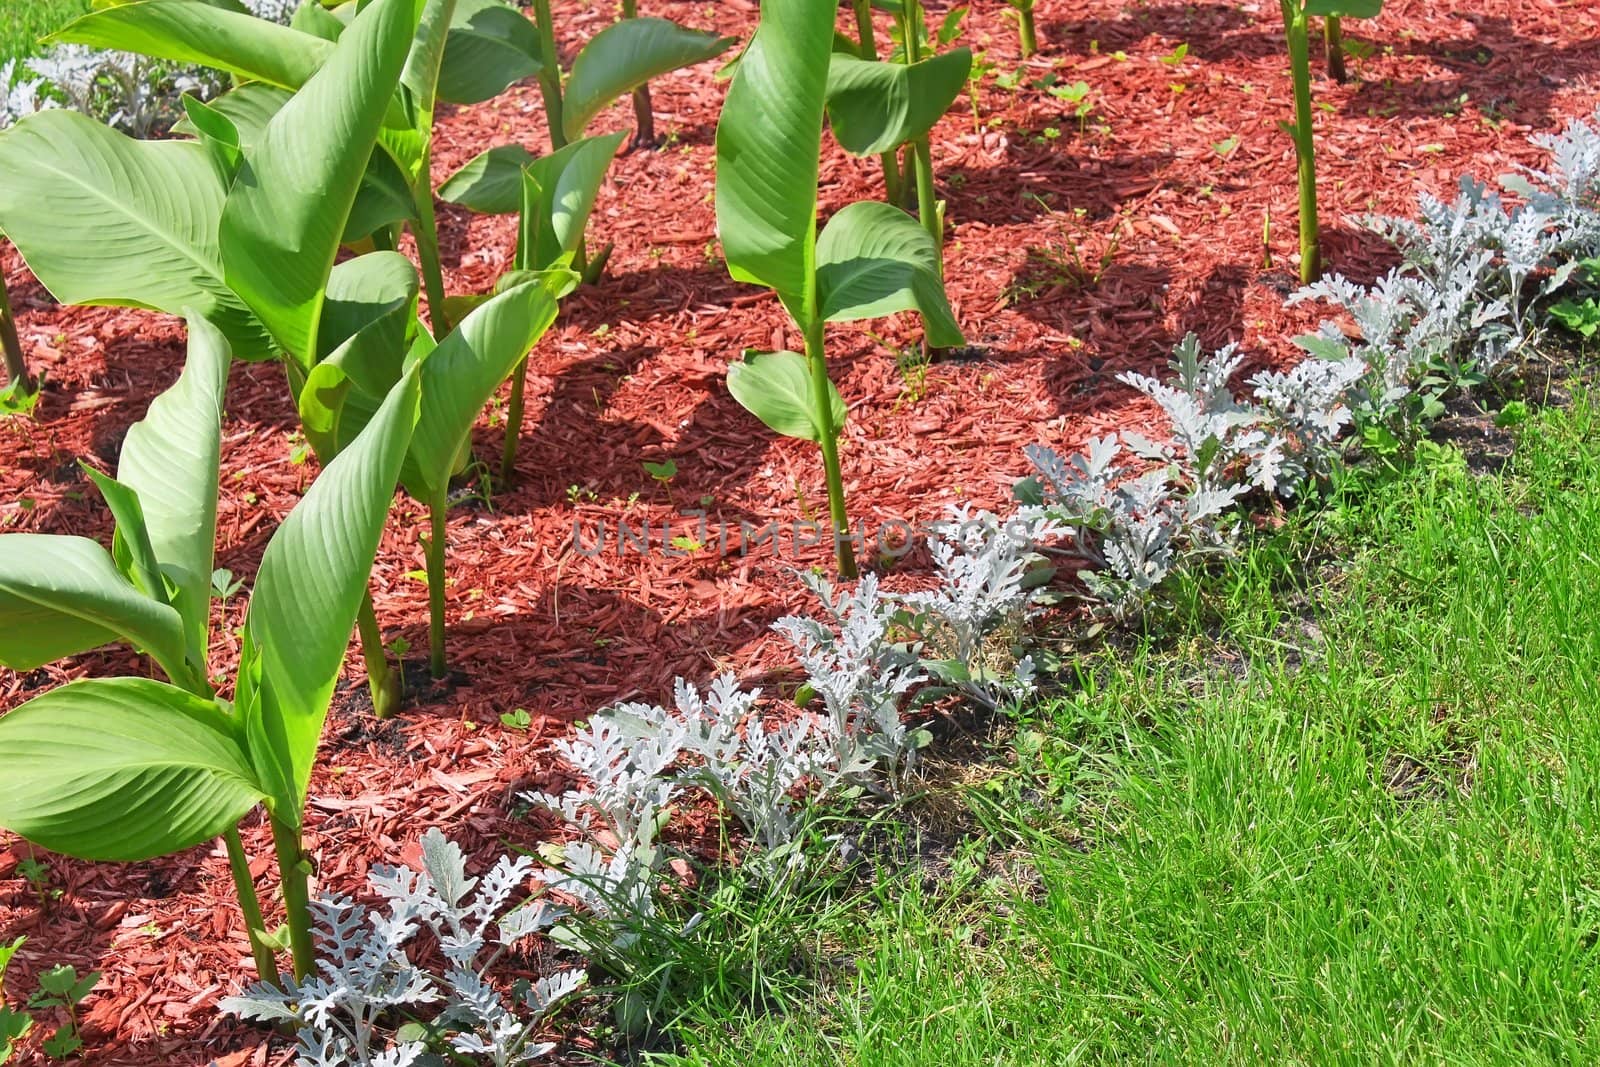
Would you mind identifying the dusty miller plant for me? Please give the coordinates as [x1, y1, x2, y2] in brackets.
[222, 830, 583, 1067]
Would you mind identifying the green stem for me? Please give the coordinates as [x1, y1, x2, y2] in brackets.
[0, 267, 33, 396]
[412, 143, 452, 337]
[1283, 6, 1322, 283]
[912, 137, 941, 257]
[370, 223, 397, 252]
[531, 0, 568, 152]
[852, 0, 902, 203]
[499, 355, 529, 486]
[355, 591, 401, 718]
[620, 0, 655, 146]
[269, 816, 315, 982]
[1015, 2, 1038, 58]
[1324, 15, 1347, 83]
[426, 490, 450, 678]
[223, 827, 280, 986]
[803, 318, 857, 579]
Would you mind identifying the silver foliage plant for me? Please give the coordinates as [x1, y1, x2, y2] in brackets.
[222, 830, 584, 1067]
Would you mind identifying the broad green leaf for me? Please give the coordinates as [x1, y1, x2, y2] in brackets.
[401, 0, 458, 117]
[714, 0, 835, 322]
[1302, 0, 1382, 16]
[51, 1, 334, 90]
[345, 145, 418, 243]
[519, 132, 626, 270]
[0, 535, 187, 683]
[221, 0, 423, 369]
[438, 143, 537, 215]
[437, 0, 542, 105]
[0, 112, 272, 359]
[173, 83, 293, 151]
[726, 349, 845, 443]
[113, 313, 232, 666]
[80, 468, 167, 616]
[0, 678, 262, 863]
[180, 95, 243, 180]
[815, 200, 963, 346]
[825, 48, 972, 156]
[245, 366, 422, 818]
[292, 0, 348, 40]
[562, 17, 737, 142]
[402, 272, 572, 500]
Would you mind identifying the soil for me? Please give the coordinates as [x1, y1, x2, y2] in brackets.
[2, 0, 1599, 1061]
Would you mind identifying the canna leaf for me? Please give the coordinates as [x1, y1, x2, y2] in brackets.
[172, 83, 293, 152]
[824, 48, 972, 157]
[714, 0, 836, 322]
[51, 1, 334, 90]
[438, 143, 538, 215]
[519, 132, 627, 269]
[0, 678, 263, 863]
[401, 270, 575, 501]
[0, 536, 188, 684]
[1301, 0, 1382, 16]
[402, 0, 459, 119]
[221, 0, 423, 369]
[112, 313, 233, 665]
[292, 0, 348, 41]
[244, 366, 422, 819]
[180, 95, 244, 181]
[0, 112, 272, 359]
[345, 146, 419, 243]
[437, 0, 543, 105]
[726, 349, 845, 443]
[815, 200, 963, 345]
[561, 17, 737, 142]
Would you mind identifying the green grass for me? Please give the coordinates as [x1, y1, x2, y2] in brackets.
[658, 392, 1600, 1065]
[0, 0, 86, 70]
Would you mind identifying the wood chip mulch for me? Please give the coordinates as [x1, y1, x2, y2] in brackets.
[2, 0, 1597, 1061]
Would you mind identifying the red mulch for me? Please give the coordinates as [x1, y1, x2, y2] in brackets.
[2, 0, 1598, 1061]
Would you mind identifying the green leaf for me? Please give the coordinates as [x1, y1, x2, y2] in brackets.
[244, 367, 422, 818]
[345, 145, 418, 243]
[437, 0, 542, 105]
[0, 111, 272, 359]
[51, 1, 334, 91]
[438, 142, 537, 215]
[1302, 0, 1382, 16]
[180, 95, 243, 180]
[291, 0, 347, 41]
[81, 466, 168, 609]
[715, 0, 835, 322]
[403, 272, 573, 500]
[0, 678, 263, 863]
[401, 0, 458, 119]
[519, 132, 626, 269]
[825, 48, 971, 157]
[221, 0, 423, 369]
[726, 349, 845, 443]
[815, 201, 963, 346]
[562, 17, 737, 141]
[112, 313, 232, 665]
[172, 83, 293, 152]
[0, 535, 188, 683]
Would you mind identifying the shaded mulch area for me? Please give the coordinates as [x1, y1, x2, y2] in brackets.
[2, 0, 1598, 1061]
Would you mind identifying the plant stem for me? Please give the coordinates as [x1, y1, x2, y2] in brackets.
[1014, 1, 1038, 58]
[426, 490, 450, 678]
[269, 816, 315, 982]
[0, 267, 33, 397]
[499, 356, 529, 485]
[223, 827, 280, 986]
[620, 0, 656, 147]
[803, 318, 856, 579]
[1283, 4, 1322, 283]
[531, 0, 568, 152]
[1324, 15, 1347, 83]
[912, 137, 941, 256]
[355, 591, 401, 718]
[412, 143, 452, 337]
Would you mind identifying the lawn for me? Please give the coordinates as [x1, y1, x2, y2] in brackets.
[663, 390, 1600, 1066]
[0, 0, 84, 68]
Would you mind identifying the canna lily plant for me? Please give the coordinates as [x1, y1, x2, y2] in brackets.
[1004, 0, 1039, 58]
[0, 0, 453, 716]
[442, 4, 735, 281]
[1277, 0, 1383, 283]
[717, 0, 964, 578]
[0, 312, 424, 986]
[0, 258, 31, 411]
